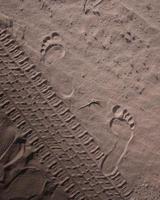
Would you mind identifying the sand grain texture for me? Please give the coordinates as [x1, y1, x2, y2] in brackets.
[0, 0, 160, 199]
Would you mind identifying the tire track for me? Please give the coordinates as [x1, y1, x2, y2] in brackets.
[0, 28, 132, 200]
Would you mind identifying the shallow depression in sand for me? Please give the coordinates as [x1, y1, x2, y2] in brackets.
[44, 43, 65, 64]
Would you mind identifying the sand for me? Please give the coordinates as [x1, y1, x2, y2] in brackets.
[0, 0, 160, 199]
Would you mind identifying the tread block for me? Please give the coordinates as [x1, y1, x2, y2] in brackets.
[4, 39, 15, 46]
[56, 169, 69, 183]
[18, 56, 29, 65]
[22, 128, 33, 138]
[44, 89, 56, 101]
[48, 93, 60, 104]
[20, 60, 30, 69]
[47, 159, 58, 170]
[51, 167, 63, 177]
[40, 84, 52, 93]
[13, 51, 24, 59]
[52, 99, 62, 107]
[32, 142, 45, 153]
[0, 33, 11, 41]
[0, 29, 7, 35]
[67, 117, 81, 130]
[8, 44, 20, 53]
[59, 176, 71, 186]
[30, 71, 41, 80]
[40, 151, 51, 163]
[36, 78, 47, 87]
[59, 109, 73, 122]
[54, 101, 67, 114]
[0, 96, 10, 107]
[23, 64, 36, 72]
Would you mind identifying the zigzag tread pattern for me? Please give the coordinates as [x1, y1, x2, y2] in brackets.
[0, 28, 132, 200]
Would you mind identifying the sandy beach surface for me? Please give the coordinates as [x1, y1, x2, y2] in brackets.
[0, 0, 160, 199]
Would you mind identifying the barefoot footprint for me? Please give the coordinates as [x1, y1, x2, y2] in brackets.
[40, 32, 65, 64]
[101, 105, 135, 175]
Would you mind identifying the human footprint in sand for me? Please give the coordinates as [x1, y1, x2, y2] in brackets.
[101, 105, 135, 175]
